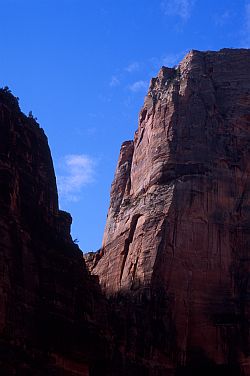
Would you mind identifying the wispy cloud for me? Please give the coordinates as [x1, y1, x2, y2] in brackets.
[129, 80, 148, 92]
[242, 2, 250, 47]
[150, 50, 187, 71]
[57, 154, 95, 202]
[110, 52, 186, 95]
[125, 62, 140, 73]
[161, 0, 195, 21]
[162, 51, 187, 66]
[109, 75, 120, 87]
[214, 10, 232, 27]
[109, 62, 140, 90]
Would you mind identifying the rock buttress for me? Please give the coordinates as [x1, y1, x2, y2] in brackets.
[87, 49, 250, 375]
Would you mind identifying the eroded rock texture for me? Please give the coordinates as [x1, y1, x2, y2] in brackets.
[88, 49, 250, 375]
[0, 89, 109, 375]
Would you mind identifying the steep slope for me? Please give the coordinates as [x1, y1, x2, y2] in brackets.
[86, 49, 250, 375]
[0, 88, 109, 375]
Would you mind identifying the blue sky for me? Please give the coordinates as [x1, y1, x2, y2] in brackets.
[0, 0, 249, 251]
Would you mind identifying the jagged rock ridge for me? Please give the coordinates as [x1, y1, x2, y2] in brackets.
[86, 49, 250, 375]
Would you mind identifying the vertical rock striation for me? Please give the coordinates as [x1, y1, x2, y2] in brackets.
[88, 49, 250, 374]
[2, 48, 250, 376]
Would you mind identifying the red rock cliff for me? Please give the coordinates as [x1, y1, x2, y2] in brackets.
[88, 49, 250, 375]
[0, 88, 109, 375]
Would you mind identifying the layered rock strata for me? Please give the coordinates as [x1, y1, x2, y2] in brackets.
[88, 49, 250, 375]
[0, 88, 109, 375]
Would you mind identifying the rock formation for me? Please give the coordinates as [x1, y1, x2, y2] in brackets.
[2, 48, 250, 376]
[0, 88, 109, 375]
[87, 49, 250, 375]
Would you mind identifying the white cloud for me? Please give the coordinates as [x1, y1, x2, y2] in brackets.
[57, 154, 95, 202]
[129, 80, 148, 92]
[125, 62, 140, 73]
[109, 75, 120, 87]
[161, 0, 195, 21]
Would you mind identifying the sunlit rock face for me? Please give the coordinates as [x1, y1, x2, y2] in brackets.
[88, 49, 250, 375]
[2, 48, 250, 376]
[0, 89, 109, 376]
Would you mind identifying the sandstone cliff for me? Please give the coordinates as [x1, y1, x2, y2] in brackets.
[0, 88, 110, 375]
[86, 49, 250, 375]
[2, 48, 250, 376]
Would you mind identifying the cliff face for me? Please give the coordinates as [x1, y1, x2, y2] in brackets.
[2, 48, 250, 376]
[88, 49, 250, 374]
[0, 89, 109, 375]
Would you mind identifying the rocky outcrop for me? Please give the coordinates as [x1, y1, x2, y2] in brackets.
[0, 88, 109, 375]
[87, 49, 250, 375]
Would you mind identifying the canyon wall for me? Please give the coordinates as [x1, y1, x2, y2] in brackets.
[87, 49, 250, 375]
[1, 48, 250, 376]
[0, 88, 109, 375]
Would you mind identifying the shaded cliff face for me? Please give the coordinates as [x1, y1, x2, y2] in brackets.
[88, 49, 250, 374]
[0, 89, 109, 375]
